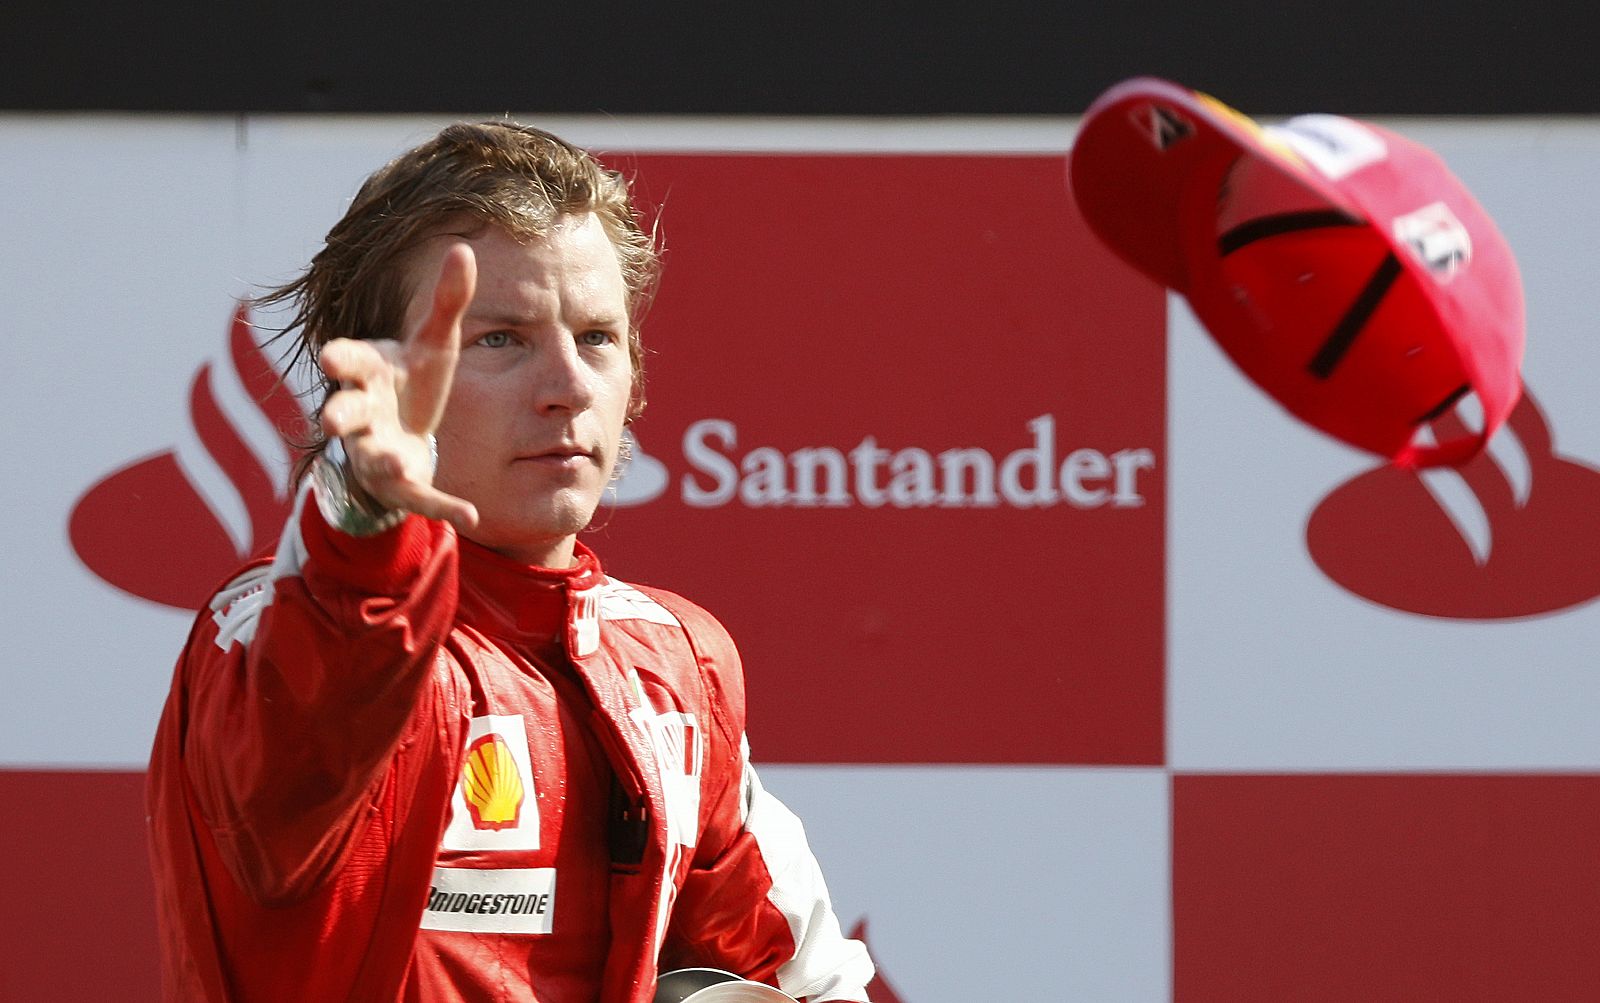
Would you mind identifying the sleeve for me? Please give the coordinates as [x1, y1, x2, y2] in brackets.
[175, 479, 459, 905]
[653, 594, 875, 1003]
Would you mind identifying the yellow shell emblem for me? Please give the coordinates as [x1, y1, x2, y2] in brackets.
[462, 734, 525, 831]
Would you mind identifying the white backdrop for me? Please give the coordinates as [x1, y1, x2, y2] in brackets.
[3, 113, 1599, 1001]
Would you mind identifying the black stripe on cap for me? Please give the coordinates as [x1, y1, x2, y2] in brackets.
[1307, 253, 1404, 379]
[1217, 210, 1363, 257]
[1414, 383, 1473, 425]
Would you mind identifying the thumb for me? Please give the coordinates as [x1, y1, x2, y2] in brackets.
[401, 243, 477, 433]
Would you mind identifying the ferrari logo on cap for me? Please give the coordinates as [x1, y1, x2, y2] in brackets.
[1135, 103, 1193, 151]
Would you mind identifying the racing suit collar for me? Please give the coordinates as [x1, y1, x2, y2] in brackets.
[455, 536, 606, 651]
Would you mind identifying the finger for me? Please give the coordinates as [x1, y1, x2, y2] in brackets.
[320, 387, 377, 439]
[319, 337, 399, 393]
[341, 445, 477, 533]
[400, 244, 476, 433]
[341, 439, 424, 503]
[386, 481, 480, 534]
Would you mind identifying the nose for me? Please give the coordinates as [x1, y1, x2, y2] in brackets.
[531, 333, 596, 414]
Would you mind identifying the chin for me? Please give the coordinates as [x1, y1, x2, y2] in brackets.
[489, 497, 601, 545]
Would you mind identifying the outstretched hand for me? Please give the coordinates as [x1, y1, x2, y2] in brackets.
[318, 243, 480, 533]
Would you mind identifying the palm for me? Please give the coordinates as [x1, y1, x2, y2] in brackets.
[317, 244, 480, 532]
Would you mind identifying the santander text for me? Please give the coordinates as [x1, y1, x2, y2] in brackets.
[681, 415, 1155, 510]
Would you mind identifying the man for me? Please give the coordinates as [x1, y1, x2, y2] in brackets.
[147, 122, 875, 1003]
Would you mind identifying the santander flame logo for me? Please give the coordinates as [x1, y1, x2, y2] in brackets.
[1307, 389, 1600, 619]
[606, 428, 670, 507]
[70, 305, 307, 610]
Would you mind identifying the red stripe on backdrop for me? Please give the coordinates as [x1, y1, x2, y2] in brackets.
[0, 770, 159, 1000]
[1173, 774, 1600, 1002]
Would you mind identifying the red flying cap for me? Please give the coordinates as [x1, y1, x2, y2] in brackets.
[1068, 77, 1525, 468]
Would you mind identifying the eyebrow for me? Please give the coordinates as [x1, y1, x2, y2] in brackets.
[467, 310, 627, 330]
[467, 311, 544, 328]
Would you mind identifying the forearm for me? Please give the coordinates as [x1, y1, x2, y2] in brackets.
[182, 484, 459, 900]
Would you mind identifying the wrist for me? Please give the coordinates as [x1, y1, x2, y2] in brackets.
[309, 438, 407, 537]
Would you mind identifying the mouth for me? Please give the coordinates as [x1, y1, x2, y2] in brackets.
[516, 445, 598, 467]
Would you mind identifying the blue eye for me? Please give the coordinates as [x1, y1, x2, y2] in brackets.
[478, 331, 514, 348]
[580, 330, 617, 347]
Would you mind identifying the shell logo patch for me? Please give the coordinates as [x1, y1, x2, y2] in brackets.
[462, 734, 526, 831]
[441, 715, 541, 852]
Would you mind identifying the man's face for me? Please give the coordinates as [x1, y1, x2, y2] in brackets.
[407, 213, 635, 568]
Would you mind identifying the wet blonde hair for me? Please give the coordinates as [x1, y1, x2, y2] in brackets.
[261, 121, 660, 472]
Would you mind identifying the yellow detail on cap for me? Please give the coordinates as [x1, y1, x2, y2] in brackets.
[463, 734, 525, 831]
[1195, 91, 1308, 171]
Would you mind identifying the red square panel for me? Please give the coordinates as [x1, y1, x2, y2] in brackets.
[593, 154, 1167, 765]
[0, 770, 160, 1000]
[1174, 774, 1600, 1002]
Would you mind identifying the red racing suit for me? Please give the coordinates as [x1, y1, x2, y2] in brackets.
[147, 485, 874, 1002]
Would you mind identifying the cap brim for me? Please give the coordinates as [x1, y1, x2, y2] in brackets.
[1068, 76, 1362, 293]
